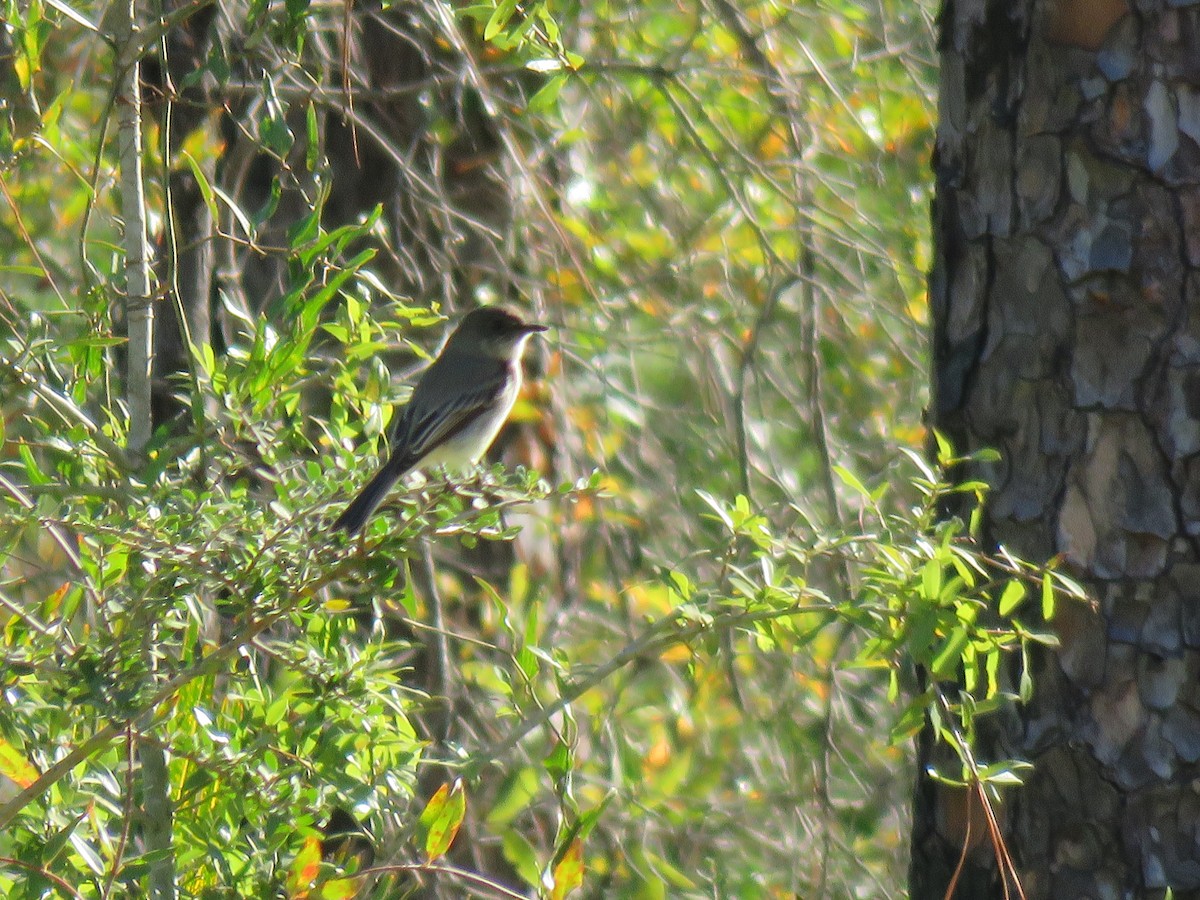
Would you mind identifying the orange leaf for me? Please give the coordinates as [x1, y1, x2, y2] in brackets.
[286, 834, 323, 898]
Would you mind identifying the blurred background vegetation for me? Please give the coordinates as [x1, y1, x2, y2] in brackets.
[0, 0, 1016, 896]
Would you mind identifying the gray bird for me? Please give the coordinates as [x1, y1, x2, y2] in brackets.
[333, 306, 548, 534]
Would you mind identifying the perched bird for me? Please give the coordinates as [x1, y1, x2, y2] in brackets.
[332, 306, 548, 534]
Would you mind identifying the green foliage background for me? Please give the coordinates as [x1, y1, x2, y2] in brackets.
[0, 0, 1075, 897]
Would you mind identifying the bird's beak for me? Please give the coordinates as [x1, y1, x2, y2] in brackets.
[523, 323, 549, 334]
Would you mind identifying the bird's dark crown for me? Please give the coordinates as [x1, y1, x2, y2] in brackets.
[453, 306, 546, 339]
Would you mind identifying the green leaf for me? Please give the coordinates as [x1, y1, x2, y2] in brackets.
[961, 641, 978, 692]
[0, 264, 47, 277]
[890, 701, 926, 746]
[259, 108, 294, 155]
[287, 205, 322, 249]
[486, 767, 539, 828]
[696, 489, 733, 531]
[977, 759, 1033, 786]
[544, 741, 571, 781]
[930, 627, 969, 678]
[528, 73, 568, 113]
[932, 429, 953, 464]
[920, 560, 942, 602]
[211, 183, 254, 238]
[984, 648, 1001, 699]
[305, 101, 320, 171]
[998, 580, 1026, 617]
[636, 848, 697, 890]
[182, 152, 218, 225]
[317, 877, 360, 899]
[41, 812, 86, 865]
[536, 4, 561, 42]
[832, 465, 870, 499]
[667, 569, 692, 601]
[1041, 572, 1056, 620]
[501, 829, 542, 888]
[69, 830, 105, 874]
[484, 0, 520, 41]
[573, 794, 613, 843]
[1019, 645, 1034, 702]
[1050, 569, 1088, 599]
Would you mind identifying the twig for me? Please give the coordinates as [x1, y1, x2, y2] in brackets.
[0, 580, 319, 830]
[99, 726, 137, 900]
[0, 471, 98, 625]
[366, 861, 530, 899]
[473, 602, 829, 769]
[0, 856, 85, 899]
[415, 541, 454, 743]
[0, 354, 131, 469]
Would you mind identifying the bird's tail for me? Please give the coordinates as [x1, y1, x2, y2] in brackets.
[331, 460, 407, 534]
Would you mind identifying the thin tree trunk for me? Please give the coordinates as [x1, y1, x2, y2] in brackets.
[116, 0, 154, 455]
[116, 3, 175, 896]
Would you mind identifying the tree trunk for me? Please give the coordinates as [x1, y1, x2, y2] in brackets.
[916, 1, 1200, 897]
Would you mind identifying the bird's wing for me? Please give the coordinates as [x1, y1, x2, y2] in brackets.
[389, 356, 510, 465]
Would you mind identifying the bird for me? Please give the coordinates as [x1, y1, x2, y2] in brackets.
[332, 306, 548, 534]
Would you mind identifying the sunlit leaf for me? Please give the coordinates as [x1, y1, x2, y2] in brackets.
[549, 838, 584, 899]
[419, 780, 466, 861]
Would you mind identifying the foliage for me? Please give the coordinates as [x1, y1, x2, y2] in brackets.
[0, 0, 1079, 897]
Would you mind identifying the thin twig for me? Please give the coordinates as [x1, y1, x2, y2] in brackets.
[0, 471, 98, 624]
[415, 541, 454, 743]
[473, 602, 830, 769]
[99, 726, 137, 900]
[0, 581, 324, 830]
[366, 861, 530, 899]
[0, 856, 85, 899]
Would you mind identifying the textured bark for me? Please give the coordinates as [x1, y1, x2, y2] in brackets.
[916, 1, 1200, 897]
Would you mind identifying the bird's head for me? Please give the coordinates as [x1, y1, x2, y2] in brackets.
[447, 306, 548, 357]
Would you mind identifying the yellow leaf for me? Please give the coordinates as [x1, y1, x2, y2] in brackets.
[0, 739, 39, 788]
[549, 838, 584, 900]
